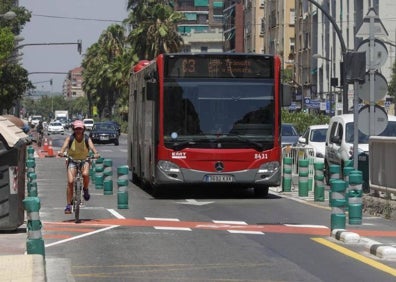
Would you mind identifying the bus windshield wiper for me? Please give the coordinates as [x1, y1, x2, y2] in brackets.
[171, 138, 212, 151]
[172, 140, 195, 151]
[220, 134, 264, 151]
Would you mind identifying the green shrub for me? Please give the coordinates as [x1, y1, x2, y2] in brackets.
[281, 109, 330, 134]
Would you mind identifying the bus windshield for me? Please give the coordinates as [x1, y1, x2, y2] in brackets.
[163, 78, 275, 150]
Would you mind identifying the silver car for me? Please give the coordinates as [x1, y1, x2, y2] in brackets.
[47, 121, 64, 135]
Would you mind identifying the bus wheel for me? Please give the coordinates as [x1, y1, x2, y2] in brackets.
[254, 185, 269, 198]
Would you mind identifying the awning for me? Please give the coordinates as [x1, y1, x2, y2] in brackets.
[0, 115, 28, 148]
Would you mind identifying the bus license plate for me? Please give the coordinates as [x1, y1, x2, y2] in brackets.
[204, 174, 234, 183]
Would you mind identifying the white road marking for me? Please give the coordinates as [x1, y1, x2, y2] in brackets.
[227, 230, 264, 235]
[212, 220, 248, 225]
[284, 224, 329, 229]
[154, 226, 192, 231]
[176, 199, 214, 205]
[145, 217, 180, 221]
[107, 209, 125, 219]
[45, 225, 119, 248]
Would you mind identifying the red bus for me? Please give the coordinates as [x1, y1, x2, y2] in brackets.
[128, 53, 288, 196]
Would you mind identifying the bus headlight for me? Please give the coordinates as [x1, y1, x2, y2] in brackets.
[158, 160, 180, 173]
[258, 161, 280, 174]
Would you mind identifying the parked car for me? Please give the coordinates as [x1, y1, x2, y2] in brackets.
[30, 115, 43, 127]
[324, 114, 396, 183]
[83, 118, 94, 130]
[47, 121, 64, 135]
[103, 121, 121, 135]
[281, 123, 299, 147]
[298, 124, 328, 161]
[89, 122, 119, 145]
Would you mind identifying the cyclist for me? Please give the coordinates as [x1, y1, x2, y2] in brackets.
[58, 120, 100, 214]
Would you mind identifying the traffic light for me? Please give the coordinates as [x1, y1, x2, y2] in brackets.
[77, 39, 82, 54]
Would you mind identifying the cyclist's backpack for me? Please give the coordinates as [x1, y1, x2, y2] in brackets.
[68, 133, 89, 150]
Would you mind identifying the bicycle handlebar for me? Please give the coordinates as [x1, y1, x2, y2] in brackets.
[58, 153, 99, 163]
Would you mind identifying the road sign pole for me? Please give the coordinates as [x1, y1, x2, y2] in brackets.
[353, 81, 359, 169]
[369, 13, 375, 136]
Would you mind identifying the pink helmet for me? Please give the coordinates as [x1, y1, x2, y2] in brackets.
[73, 120, 85, 129]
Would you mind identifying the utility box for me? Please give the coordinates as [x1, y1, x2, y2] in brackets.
[0, 115, 29, 230]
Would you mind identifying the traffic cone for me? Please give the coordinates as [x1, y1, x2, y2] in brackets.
[46, 139, 55, 158]
[42, 138, 49, 152]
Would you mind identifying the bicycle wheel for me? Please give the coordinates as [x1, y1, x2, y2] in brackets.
[74, 178, 82, 223]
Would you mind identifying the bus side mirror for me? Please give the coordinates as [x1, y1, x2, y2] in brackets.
[146, 81, 158, 101]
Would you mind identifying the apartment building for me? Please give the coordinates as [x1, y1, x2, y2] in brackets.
[259, 0, 295, 70]
[294, 0, 394, 114]
[63, 67, 85, 100]
[173, 0, 224, 52]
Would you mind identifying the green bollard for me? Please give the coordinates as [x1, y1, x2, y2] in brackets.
[298, 159, 309, 197]
[27, 173, 38, 197]
[26, 159, 36, 179]
[117, 165, 129, 177]
[282, 157, 292, 192]
[348, 172, 363, 225]
[314, 162, 325, 201]
[343, 166, 354, 211]
[314, 175, 325, 202]
[117, 165, 129, 209]
[330, 180, 347, 231]
[23, 197, 45, 257]
[103, 159, 113, 195]
[95, 162, 104, 190]
[117, 178, 129, 209]
[95, 173, 104, 189]
[328, 164, 341, 206]
[27, 146, 35, 160]
[28, 182, 38, 197]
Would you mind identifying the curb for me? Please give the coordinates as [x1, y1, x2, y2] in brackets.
[332, 230, 396, 259]
[364, 239, 396, 259]
[0, 254, 45, 281]
[331, 229, 360, 244]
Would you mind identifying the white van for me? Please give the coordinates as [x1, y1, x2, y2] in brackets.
[83, 118, 94, 130]
[30, 115, 43, 127]
[324, 114, 396, 183]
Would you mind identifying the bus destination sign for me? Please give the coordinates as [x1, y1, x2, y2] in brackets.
[165, 54, 273, 79]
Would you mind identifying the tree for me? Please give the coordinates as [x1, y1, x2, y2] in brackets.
[0, 2, 32, 114]
[0, 63, 31, 113]
[0, 27, 14, 66]
[82, 24, 135, 119]
[125, 0, 184, 59]
[388, 60, 396, 98]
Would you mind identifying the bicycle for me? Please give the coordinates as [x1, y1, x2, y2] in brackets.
[62, 154, 95, 223]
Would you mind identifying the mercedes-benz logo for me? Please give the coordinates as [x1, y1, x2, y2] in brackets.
[215, 161, 224, 171]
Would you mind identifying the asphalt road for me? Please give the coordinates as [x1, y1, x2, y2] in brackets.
[30, 132, 396, 281]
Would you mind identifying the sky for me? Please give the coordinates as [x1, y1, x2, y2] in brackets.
[19, 0, 130, 93]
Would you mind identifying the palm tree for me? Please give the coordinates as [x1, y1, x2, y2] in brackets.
[125, 1, 184, 59]
[82, 24, 134, 118]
